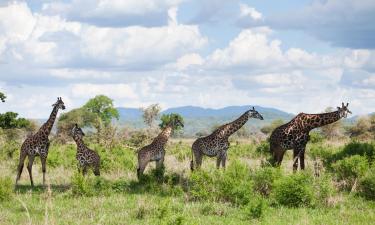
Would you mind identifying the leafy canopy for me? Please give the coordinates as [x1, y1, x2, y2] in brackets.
[159, 113, 184, 130]
[0, 92, 6, 102]
[141, 104, 161, 128]
[0, 112, 30, 129]
[83, 95, 119, 126]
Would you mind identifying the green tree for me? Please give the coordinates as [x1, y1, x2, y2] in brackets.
[57, 108, 99, 136]
[349, 116, 372, 139]
[0, 112, 30, 129]
[141, 104, 161, 128]
[260, 119, 284, 135]
[83, 95, 119, 126]
[159, 113, 184, 131]
[0, 92, 6, 102]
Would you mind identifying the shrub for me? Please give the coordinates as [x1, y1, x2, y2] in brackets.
[255, 141, 270, 156]
[332, 155, 369, 190]
[243, 197, 266, 219]
[216, 161, 253, 205]
[309, 131, 325, 144]
[0, 177, 13, 202]
[70, 173, 94, 197]
[313, 174, 334, 206]
[330, 142, 375, 165]
[273, 172, 314, 207]
[359, 168, 375, 200]
[252, 166, 281, 196]
[189, 170, 215, 201]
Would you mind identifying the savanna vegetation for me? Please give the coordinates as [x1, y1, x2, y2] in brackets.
[0, 95, 375, 224]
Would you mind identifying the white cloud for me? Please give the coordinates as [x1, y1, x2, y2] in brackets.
[239, 3, 262, 21]
[71, 83, 138, 99]
[205, 28, 284, 70]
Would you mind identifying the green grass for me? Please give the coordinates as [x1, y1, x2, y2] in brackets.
[1, 140, 375, 224]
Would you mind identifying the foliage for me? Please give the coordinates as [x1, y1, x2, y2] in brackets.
[359, 168, 375, 200]
[159, 113, 184, 131]
[313, 174, 334, 206]
[0, 112, 30, 129]
[309, 131, 325, 144]
[260, 119, 284, 135]
[83, 95, 119, 126]
[272, 172, 314, 207]
[0, 91, 6, 102]
[0, 177, 12, 202]
[243, 196, 266, 219]
[255, 141, 270, 156]
[252, 166, 281, 196]
[328, 141, 375, 165]
[141, 104, 161, 128]
[332, 155, 369, 190]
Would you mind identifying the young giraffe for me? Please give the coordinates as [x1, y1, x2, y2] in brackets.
[71, 124, 100, 176]
[191, 107, 264, 170]
[15, 97, 65, 186]
[137, 115, 184, 179]
[270, 103, 351, 171]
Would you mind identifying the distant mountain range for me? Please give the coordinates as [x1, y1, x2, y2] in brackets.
[117, 105, 295, 136]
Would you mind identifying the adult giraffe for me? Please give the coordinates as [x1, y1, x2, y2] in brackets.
[15, 97, 65, 186]
[191, 107, 264, 170]
[270, 103, 351, 171]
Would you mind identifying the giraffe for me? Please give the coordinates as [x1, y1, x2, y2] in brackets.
[137, 115, 184, 179]
[71, 124, 100, 176]
[190, 107, 264, 171]
[270, 102, 351, 171]
[15, 97, 65, 186]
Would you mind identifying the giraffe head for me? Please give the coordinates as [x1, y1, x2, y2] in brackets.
[248, 107, 264, 120]
[160, 113, 184, 130]
[71, 123, 85, 139]
[337, 102, 351, 118]
[52, 97, 66, 110]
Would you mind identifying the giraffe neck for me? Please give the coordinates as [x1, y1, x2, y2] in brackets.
[153, 126, 173, 146]
[302, 110, 341, 131]
[38, 106, 59, 136]
[73, 135, 86, 151]
[216, 111, 249, 138]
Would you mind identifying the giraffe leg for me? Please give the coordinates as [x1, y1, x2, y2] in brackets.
[300, 148, 306, 170]
[293, 149, 299, 172]
[156, 155, 164, 170]
[137, 161, 147, 180]
[27, 156, 35, 187]
[221, 151, 227, 169]
[41, 156, 47, 186]
[275, 150, 285, 167]
[94, 163, 100, 176]
[193, 149, 203, 170]
[16, 151, 27, 185]
[216, 154, 222, 169]
[82, 166, 88, 176]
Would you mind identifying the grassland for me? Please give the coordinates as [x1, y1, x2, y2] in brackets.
[0, 139, 374, 225]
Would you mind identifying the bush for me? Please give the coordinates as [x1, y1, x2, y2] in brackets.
[252, 166, 281, 196]
[313, 174, 334, 206]
[359, 168, 375, 200]
[71, 173, 94, 197]
[329, 142, 375, 165]
[216, 161, 253, 205]
[0, 177, 13, 202]
[255, 141, 270, 156]
[309, 131, 325, 144]
[243, 197, 266, 219]
[332, 155, 369, 190]
[273, 172, 314, 207]
[189, 162, 254, 205]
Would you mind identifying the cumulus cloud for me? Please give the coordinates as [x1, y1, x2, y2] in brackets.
[41, 0, 184, 27]
[243, 0, 375, 49]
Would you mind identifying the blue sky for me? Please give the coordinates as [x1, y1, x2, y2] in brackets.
[0, 0, 374, 118]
